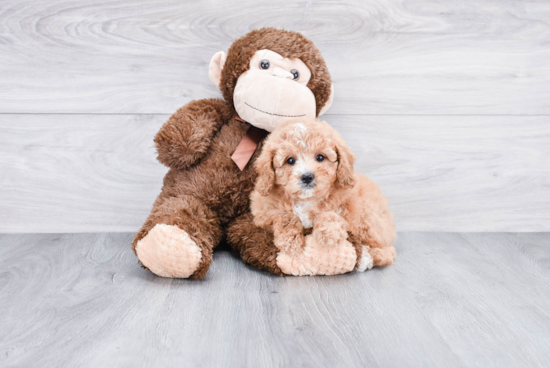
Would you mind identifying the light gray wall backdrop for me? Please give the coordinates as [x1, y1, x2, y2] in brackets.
[1, 0, 549, 233]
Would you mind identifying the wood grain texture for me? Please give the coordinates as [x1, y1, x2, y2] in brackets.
[1, 0, 549, 232]
[0, 232, 549, 368]
[0, 114, 168, 233]
[1, 114, 549, 233]
[0, 0, 549, 114]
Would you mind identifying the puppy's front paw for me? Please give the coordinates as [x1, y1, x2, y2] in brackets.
[274, 213, 305, 234]
[313, 212, 348, 247]
[274, 231, 306, 254]
[273, 213, 306, 253]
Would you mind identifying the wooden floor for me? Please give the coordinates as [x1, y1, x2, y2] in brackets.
[1, 232, 549, 368]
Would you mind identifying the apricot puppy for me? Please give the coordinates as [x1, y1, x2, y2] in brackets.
[251, 119, 396, 272]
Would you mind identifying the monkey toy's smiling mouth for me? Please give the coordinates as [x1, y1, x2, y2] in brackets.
[232, 64, 318, 132]
[244, 102, 306, 118]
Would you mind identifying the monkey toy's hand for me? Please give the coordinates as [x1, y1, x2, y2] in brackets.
[154, 98, 233, 170]
[272, 213, 306, 255]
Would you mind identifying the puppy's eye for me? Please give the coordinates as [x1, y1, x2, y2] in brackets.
[287, 157, 296, 165]
[290, 69, 299, 80]
[316, 154, 325, 162]
[260, 60, 270, 69]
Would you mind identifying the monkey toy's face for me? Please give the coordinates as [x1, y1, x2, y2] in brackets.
[233, 50, 316, 132]
[209, 49, 333, 132]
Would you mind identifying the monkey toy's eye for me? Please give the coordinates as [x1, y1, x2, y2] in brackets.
[287, 157, 296, 165]
[260, 60, 270, 69]
[316, 154, 325, 162]
[290, 69, 299, 80]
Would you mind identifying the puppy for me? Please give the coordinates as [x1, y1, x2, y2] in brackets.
[251, 119, 396, 272]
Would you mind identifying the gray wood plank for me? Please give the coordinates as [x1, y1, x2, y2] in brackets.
[1, 114, 549, 233]
[401, 232, 550, 367]
[0, 114, 168, 233]
[0, 232, 549, 368]
[1, 0, 549, 114]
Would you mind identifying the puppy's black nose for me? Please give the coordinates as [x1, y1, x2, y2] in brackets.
[301, 173, 314, 185]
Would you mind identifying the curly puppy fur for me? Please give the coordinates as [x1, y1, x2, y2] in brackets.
[251, 119, 397, 267]
[133, 28, 332, 278]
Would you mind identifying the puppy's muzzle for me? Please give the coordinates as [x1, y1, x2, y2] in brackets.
[300, 173, 315, 187]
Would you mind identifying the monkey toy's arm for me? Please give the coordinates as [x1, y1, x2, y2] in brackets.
[154, 98, 233, 170]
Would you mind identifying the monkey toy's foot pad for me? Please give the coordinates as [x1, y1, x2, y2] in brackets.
[135, 224, 202, 278]
[276, 235, 357, 276]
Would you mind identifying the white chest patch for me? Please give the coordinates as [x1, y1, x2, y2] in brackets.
[293, 200, 316, 229]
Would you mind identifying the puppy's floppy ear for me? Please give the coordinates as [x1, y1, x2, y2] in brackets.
[334, 136, 356, 189]
[254, 143, 276, 196]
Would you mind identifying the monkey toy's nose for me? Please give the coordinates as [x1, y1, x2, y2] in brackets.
[301, 173, 315, 185]
[272, 67, 294, 79]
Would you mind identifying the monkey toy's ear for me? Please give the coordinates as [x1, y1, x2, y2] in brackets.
[209, 51, 227, 87]
[318, 84, 335, 116]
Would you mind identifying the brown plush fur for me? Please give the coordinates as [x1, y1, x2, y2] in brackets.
[227, 213, 284, 276]
[133, 28, 332, 278]
[251, 120, 397, 267]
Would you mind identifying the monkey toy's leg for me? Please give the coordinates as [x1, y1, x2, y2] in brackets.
[132, 194, 222, 279]
[226, 213, 285, 276]
[227, 213, 358, 276]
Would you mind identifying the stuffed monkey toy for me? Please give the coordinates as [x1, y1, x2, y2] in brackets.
[133, 28, 341, 278]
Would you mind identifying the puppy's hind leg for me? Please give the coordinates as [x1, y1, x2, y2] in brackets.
[370, 246, 396, 266]
[357, 194, 397, 267]
[361, 208, 397, 266]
